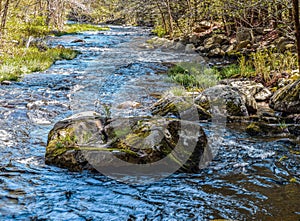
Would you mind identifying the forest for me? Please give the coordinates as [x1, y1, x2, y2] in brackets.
[0, 0, 300, 84]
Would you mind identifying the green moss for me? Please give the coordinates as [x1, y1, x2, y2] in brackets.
[46, 128, 78, 157]
[226, 101, 243, 116]
[246, 122, 262, 136]
[246, 122, 285, 136]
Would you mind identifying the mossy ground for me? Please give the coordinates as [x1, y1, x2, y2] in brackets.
[0, 47, 79, 82]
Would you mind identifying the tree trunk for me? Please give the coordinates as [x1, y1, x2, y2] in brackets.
[165, 0, 174, 38]
[293, 0, 300, 70]
[0, 0, 10, 37]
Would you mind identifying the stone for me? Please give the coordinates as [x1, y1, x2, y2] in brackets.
[254, 88, 272, 101]
[212, 34, 230, 45]
[222, 80, 272, 102]
[150, 94, 211, 121]
[203, 37, 215, 48]
[147, 37, 172, 48]
[225, 44, 235, 53]
[235, 40, 251, 50]
[246, 122, 286, 136]
[1, 80, 12, 85]
[173, 42, 185, 51]
[195, 46, 205, 53]
[185, 44, 196, 53]
[45, 111, 208, 173]
[71, 39, 86, 43]
[195, 85, 249, 117]
[208, 48, 225, 58]
[117, 101, 141, 109]
[236, 28, 253, 43]
[241, 94, 258, 115]
[269, 79, 300, 114]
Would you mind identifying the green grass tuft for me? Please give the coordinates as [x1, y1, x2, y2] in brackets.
[168, 62, 219, 89]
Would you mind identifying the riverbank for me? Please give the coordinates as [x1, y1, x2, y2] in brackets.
[146, 22, 299, 89]
[0, 23, 109, 83]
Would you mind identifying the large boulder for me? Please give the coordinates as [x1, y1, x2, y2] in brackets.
[150, 93, 211, 121]
[46, 111, 207, 173]
[269, 79, 300, 114]
[221, 80, 272, 102]
[195, 85, 249, 117]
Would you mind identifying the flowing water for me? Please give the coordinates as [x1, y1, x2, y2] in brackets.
[0, 26, 299, 220]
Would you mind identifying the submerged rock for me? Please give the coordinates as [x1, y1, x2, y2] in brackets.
[46, 111, 207, 173]
[270, 79, 300, 114]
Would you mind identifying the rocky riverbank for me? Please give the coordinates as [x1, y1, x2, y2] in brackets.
[146, 22, 296, 59]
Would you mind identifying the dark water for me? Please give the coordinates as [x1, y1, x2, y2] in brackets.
[0, 26, 299, 221]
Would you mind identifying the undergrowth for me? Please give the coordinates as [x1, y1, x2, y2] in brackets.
[168, 62, 219, 89]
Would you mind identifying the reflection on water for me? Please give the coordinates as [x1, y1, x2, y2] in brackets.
[0, 26, 299, 220]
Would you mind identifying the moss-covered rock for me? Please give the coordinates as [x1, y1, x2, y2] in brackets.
[46, 111, 208, 173]
[245, 122, 285, 136]
[195, 85, 249, 117]
[150, 94, 211, 121]
[269, 79, 300, 114]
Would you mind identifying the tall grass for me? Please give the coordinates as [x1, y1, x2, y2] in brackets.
[168, 62, 219, 89]
[219, 49, 298, 84]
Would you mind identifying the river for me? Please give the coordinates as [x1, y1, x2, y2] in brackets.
[0, 26, 299, 220]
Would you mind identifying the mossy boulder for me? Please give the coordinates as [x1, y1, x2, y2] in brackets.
[269, 79, 300, 114]
[246, 122, 285, 136]
[195, 85, 249, 117]
[46, 111, 208, 173]
[150, 94, 211, 121]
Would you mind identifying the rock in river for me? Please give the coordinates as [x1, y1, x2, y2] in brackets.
[46, 111, 207, 173]
[150, 93, 211, 121]
[270, 79, 300, 114]
[195, 85, 250, 117]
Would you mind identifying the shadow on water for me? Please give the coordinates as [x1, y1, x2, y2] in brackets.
[0, 26, 299, 220]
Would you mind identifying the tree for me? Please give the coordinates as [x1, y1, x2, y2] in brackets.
[293, 0, 300, 70]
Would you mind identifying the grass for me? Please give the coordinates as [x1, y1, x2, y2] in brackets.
[168, 62, 219, 89]
[0, 47, 79, 82]
[152, 25, 167, 37]
[0, 22, 108, 83]
[218, 49, 298, 86]
[6, 17, 110, 40]
[55, 23, 110, 36]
